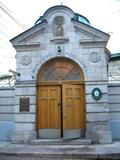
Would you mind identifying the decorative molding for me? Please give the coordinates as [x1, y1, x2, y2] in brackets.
[89, 52, 101, 63]
[20, 55, 32, 66]
[50, 37, 69, 44]
[31, 52, 88, 79]
[13, 42, 40, 48]
[80, 39, 106, 44]
[10, 20, 47, 44]
[79, 39, 107, 48]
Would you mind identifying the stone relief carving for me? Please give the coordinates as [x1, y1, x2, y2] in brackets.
[89, 52, 101, 63]
[31, 52, 88, 79]
[20, 55, 32, 66]
[56, 24, 63, 37]
[53, 16, 64, 37]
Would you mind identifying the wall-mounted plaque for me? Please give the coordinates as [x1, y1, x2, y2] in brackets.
[20, 97, 29, 112]
[92, 88, 102, 101]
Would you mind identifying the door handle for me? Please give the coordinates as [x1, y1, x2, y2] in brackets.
[58, 102, 61, 106]
[67, 104, 71, 107]
[63, 113, 66, 118]
[57, 102, 61, 109]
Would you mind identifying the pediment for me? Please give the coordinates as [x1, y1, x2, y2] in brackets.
[10, 20, 47, 47]
[72, 19, 110, 43]
[10, 14, 110, 49]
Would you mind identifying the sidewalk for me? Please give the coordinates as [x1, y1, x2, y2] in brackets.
[0, 141, 120, 159]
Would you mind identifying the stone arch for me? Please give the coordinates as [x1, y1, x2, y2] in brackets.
[36, 57, 86, 139]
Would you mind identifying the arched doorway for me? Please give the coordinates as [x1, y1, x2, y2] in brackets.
[36, 57, 85, 139]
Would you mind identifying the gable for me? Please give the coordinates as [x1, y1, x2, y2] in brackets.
[10, 20, 47, 46]
[10, 5, 110, 49]
[72, 18, 110, 43]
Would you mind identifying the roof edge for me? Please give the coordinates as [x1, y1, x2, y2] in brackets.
[71, 18, 110, 38]
[10, 20, 47, 43]
[110, 52, 120, 61]
[43, 5, 74, 17]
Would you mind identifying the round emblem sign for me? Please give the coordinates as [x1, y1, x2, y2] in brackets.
[92, 88, 102, 100]
[89, 52, 101, 63]
[20, 55, 32, 66]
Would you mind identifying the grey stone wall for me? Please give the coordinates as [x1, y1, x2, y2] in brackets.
[0, 87, 14, 141]
[108, 84, 120, 140]
[0, 84, 120, 142]
[85, 81, 112, 144]
[11, 81, 37, 143]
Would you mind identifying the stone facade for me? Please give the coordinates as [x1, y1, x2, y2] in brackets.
[8, 5, 113, 143]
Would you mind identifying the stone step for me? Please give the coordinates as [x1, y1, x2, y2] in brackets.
[30, 138, 91, 145]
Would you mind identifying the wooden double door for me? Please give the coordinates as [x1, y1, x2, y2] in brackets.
[37, 84, 85, 139]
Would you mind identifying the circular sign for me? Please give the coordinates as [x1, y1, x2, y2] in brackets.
[92, 88, 102, 100]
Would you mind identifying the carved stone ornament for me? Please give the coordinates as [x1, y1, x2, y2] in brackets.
[56, 24, 63, 37]
[20, 55, 32, 66]
[89, 52, 101, 63]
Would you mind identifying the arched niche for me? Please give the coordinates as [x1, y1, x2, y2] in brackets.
[53, 16, 65, 37]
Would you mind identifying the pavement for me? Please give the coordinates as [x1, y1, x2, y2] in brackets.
[0, 141, 120, 159]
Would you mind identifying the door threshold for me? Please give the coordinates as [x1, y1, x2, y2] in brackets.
[30, 138, 91, 145]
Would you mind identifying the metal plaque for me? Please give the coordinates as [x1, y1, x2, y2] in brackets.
[20, 97, 29, 112]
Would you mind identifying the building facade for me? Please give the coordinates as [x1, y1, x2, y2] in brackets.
[3, 5, 120, 144]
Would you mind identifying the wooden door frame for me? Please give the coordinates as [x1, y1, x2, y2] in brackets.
[37, 80, 84, 85]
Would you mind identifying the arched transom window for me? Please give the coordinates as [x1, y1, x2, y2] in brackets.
[37, 58, 84, 82]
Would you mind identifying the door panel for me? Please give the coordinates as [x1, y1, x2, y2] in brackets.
[37, 86, 61, 138]
[62, 84, 85, 139]
[37, 84, 85, 139]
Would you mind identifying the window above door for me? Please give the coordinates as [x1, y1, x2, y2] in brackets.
[37, 58, 84, 82]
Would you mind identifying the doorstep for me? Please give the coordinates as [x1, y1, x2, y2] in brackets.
[30, 138, 91, 145]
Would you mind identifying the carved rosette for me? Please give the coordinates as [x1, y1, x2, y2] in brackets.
[89, 52, 101, 63]
[20, 55, 32, 66]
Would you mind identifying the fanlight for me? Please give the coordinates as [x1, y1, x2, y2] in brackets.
[38, 58, 83, 82]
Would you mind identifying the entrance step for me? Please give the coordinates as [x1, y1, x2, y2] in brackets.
[30, 139, 91, 145]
